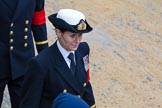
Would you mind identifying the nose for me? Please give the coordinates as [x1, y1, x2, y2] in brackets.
[74, 34, 82, 42]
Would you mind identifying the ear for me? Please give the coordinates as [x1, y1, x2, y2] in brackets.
[55, 29, 62, 38]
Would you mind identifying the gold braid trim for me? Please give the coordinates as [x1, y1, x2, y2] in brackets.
[36, 40, 48, 45]
[91, 104, 96, 108]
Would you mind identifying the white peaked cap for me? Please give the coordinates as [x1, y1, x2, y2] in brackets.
[48, 8, 93, 33]
[56, 9, 85, 25]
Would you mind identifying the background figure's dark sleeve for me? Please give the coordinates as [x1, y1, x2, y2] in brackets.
[32, 0, 48, 53]
[20, 59, 45, 108]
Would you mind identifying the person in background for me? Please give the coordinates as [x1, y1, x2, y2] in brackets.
[51, 93, 90, 108]
[0, 0, 48, 108]
[20, 9, 96, 108]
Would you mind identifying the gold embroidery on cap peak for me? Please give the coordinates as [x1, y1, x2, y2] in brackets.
[77, 20, 86, 30]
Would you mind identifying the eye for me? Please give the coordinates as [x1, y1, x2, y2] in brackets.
[70, 34, 76, 38]
[78, 33, 83, 37]
[70, 33, 82, 38]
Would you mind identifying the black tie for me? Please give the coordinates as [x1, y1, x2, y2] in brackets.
[68, 53, 76, 75]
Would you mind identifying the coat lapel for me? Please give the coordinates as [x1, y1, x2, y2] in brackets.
[51, 42, 81, 94]
[1, 0, 18, 18]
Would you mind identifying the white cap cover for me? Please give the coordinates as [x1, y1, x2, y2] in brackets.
[56, 9, 85, 25]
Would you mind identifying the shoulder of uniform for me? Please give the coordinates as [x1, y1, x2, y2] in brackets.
[78, 42, 90, 55]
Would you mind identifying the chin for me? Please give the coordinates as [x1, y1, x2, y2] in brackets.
[71, 47, 78, 51]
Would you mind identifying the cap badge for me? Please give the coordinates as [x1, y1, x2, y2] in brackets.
[77, 20, 87, 31]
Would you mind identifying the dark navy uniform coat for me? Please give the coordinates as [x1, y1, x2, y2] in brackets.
[20, 42, 95, 108]
[0, 0, 48, 80]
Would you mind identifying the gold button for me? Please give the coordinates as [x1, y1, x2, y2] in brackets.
[24, 35, 28, 39]
[10, 23, 14, 27]
[10, 31, 13, 35]
[24, 43, 28, 47]
[63, 89, 67, 93]
[24, 28, 28, 32]
[10, 46, 14, 51]
[10, 39, 14, 43]
[25, 20, 29, 24]
[83, 83, 86, 87]
[77, 95, 81, 98]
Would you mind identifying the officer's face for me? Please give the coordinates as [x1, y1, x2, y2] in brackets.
[56, 29, 83, 51]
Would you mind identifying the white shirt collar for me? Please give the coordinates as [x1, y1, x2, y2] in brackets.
[57, 40, 75, 63]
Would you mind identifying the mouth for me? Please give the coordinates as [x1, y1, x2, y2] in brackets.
[72, 44, 78, 48]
